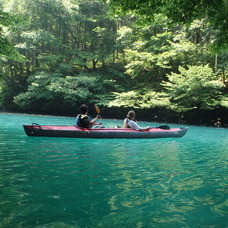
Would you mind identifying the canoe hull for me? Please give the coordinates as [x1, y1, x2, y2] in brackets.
[23, 124, 187, 139]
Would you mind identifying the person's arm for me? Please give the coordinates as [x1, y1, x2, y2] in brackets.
[123, 118, 128, 128]
[128, 120, 150, 131]
[89, 114, 101, 125]
[75, 114, 79, 126]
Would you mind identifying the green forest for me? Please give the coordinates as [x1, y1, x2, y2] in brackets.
[0, 0, 228, 126]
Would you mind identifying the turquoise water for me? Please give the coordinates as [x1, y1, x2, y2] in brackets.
[0, 113, 227, 228]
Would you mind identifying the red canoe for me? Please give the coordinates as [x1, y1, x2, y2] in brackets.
[23, 123, 187, 139]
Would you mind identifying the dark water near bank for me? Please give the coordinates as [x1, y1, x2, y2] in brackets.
[0, 113, 227, 228]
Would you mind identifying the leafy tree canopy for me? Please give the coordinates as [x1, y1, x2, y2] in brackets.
[0, 7, 11, 52]
[109, 65, 226, 112]
[0, 0, 227, 123]
[163, 65, 225, 112]
[13, 71, 116, 113]
[107, 0, 228, 51]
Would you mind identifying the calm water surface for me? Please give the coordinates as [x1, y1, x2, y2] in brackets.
[0, 113, 227, 228]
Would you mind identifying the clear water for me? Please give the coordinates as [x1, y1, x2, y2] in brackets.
[0, 113, 227, 228]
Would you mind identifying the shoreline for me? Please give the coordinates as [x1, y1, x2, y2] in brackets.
[1, 111, 227, 129]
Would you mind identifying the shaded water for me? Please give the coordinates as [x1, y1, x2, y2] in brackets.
[0, 113, 227, 228]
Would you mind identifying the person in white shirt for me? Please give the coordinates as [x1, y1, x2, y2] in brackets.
[123, 110, 150, 130]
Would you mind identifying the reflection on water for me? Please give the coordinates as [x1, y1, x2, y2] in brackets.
[0, 113, 227, 227]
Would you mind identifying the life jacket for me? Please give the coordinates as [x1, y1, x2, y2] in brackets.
[76, 114, 90, 128]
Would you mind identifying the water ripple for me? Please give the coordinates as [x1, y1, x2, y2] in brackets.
[0, 113, 228, 227]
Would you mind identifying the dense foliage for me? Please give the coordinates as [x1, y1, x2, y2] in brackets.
[0, 0, 227, 125]
[108, 0, 228, 51]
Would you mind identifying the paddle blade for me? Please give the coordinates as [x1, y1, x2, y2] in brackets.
[94, 104, 100, 114]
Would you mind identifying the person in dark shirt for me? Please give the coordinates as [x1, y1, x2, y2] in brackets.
[75, 104, 101, 128]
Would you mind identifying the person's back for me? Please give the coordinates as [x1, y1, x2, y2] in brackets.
[123, 110, 136, 128]
[75, 104, 91, 128]
[75, 104, 102, 128]
[76, 114, 90, 128]
[123, 110, 150, 131]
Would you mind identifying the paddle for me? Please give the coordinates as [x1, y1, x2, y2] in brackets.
[94, 104, 101, 114]
[94, 104, 102, 126]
